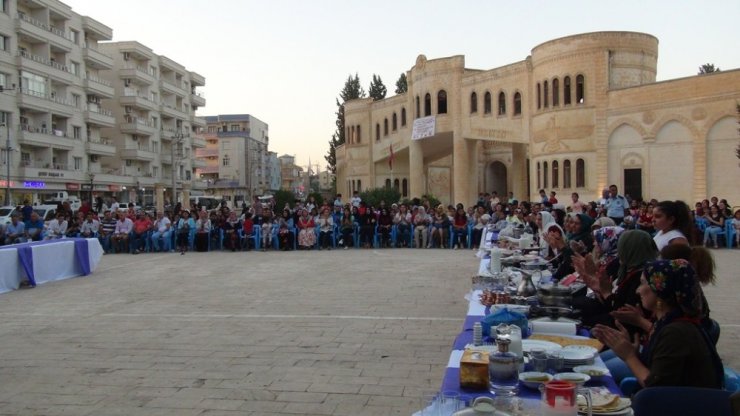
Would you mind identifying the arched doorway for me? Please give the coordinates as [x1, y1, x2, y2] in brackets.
[486, 161, 508, 196]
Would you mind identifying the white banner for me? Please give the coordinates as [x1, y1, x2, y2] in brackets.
[411, 116, 436, 140]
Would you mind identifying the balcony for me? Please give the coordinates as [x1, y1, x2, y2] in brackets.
[190, 71, 205, 87]
[119, 94, 159, 112]
[195, 148, 218, 158]
[16, 50, 78, 85]
[159, 79, 186, 97]
[191, 92, 206, 107]
[85, 105, 116, 127]
[83, 75, 114, 98]
[120, 64, 156, 85]
[160, 102, 188, 119]
[119, 117, 157, 136]
[191, 136, 206, 148]
[121, 145, 156, 161]
[160, 154, 172, 164]
[82, 46, 114, 70]
[15, 12, 73, 51]
[86, 138, 117, 156]
[195, 166, 219, 174]
[192, 159, 208, 168]
[81, 16, 113, 41]
[191, 116, 206, 127]
[18, 160, 84, 181]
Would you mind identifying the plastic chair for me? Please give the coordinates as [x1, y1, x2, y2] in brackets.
[239, 227, 260, 251]
[631, 387, 733, 416]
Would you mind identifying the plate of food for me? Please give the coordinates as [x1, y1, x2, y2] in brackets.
[573, 365, 608, 381]
[578, 391, 632, 415]
[519, 371, 553, 389]
[522, 339, 561, 354]
[553, 372, 590, 386]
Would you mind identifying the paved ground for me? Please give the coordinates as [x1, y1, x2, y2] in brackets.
[0, 247, 737, 415]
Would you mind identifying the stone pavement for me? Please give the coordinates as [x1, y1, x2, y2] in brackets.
[0, 247, 737, 415]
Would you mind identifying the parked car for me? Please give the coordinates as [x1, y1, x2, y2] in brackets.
[0, 206, 18, 225]
[32, 205, 58, 225]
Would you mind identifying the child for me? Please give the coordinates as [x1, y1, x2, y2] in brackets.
[261, 213, 273, 251]
[242, 212, 255, 251]
[733, 209, 740, 248]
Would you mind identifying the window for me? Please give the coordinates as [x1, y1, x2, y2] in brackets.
[415, 96, 420, 118]
[393, 179, 399, 191]
[74, 157, 82, 170]
[470, 92, 478, 113]
[0, 34, 8, 52]
[152, 166, 158, 177]
[401, 108, 406, 126]
[222, 155, 230, 166]
[357, 179, 361, 191]
[150, 116, 158, 128]
[1, 0, 7, 13]
[356, 125, 361, 143]
[402, 178, 408, 197]
[392, 113, 397, 131]
[0, 72, 8, 88]
[543, 161, 548, 188]
[70, 29, 79, 45]
[383, 118, 388, 136]
[230, 124, 240, 131]
[350, 126, 354, 144]
[552, 160, 559, 188]
[375, 123, 380, 141]
[536, 162, 541, 189]
[385, 178, 391, 189]
[564, 76, 572, 105]
[576, 75, 585, 104]
[576, 159, 585, 187]
[537, 83, 541, 109]
[563, 160, 572, 188]
[208, 126, 217, 133]
[513, 92, 521, 115]
[543, 80, 549, 108]
[71, 61, 80, 76]
[424, 93, 431, 116]
[72, 93, 80, 107]
[498, 92, 506, 115]
[21, 71, 46, 95]
[484, 92, 492, 114]
[73, 126, 81, 139]
[552, 78, 559, 107]
[437, 90, 447, 114]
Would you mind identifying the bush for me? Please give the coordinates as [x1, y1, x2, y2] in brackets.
[421, 193, 441, 209]
[273, 189, 296, 212]
[360, 187, 401, 208]
[308, 192, 324, 207]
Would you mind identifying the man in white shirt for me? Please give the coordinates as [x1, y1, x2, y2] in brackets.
[45, 212, 68, 239]
[569, 192, 586, 214]
[151, 212, 172, 252]
[110, 197, 120, 214]
[80, 212, 100, 238]
[111, 212, 133, 253]
[350, 192, 361, 208]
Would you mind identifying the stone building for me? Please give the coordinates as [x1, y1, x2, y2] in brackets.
[336, 31, 740, 206]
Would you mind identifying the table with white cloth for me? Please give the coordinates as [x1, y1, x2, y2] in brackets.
[0, 238, 104, 294]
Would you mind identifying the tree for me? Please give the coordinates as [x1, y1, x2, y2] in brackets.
[395, 72, 407, 94]
[368, 74, 387, 101]
[325, 74, 366, 174]
[698, 63, 720, 74]
[359, 187, 401, 208]
[273, 189, 296, 211]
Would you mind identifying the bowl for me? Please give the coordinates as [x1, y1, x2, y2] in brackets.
[553, 372, 591, 386]
[573, 365, 608, 381]
[519, 371, 553, 389]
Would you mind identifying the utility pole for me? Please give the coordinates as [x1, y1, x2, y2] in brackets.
[1, 121, 12, 206]
[171, 130, 185, 207]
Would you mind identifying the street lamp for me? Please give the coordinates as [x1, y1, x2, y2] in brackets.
[1, 122, 12, 206]
[171, 130, 187, 206]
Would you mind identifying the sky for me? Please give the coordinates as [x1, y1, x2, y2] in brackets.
[64, 0, 740, 170]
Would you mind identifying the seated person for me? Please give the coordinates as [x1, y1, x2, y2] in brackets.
[131, 213, 152, 253]
[45, 212, 68, 240]
[151, 212, 172, 252]
[98, 211, 117, 253]
[593, 260, 723, 389]
[65, 212, 84, 237]
[24, 212, 44, 241]
[111, 212, 134, 253]
[80, 212, 100, 238]
[241, 212, 255, 250]
[222, 211, 241, 252]
[4, 213, 25, 245]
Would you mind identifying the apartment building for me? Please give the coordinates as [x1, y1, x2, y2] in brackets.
[98, 41, 206, 206]
[278, 154, 304, 197]
[194, 114, 271, 205]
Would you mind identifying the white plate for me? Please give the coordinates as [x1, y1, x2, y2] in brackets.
[580, 398, 632, 415]
[563, 344, 599, 356]
[519, 371, 553, 389]
[554, 372, 590, 386]
[490, 304, 531, 314]
[522, 339, 561, 353]
[556, 348, 596, 361]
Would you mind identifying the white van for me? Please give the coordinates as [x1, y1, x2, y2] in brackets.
[40, 191, 81, 211]
[189, 196, 224, 212]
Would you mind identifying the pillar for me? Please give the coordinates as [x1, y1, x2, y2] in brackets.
[467, 139, 478, 205]
[452, 136, 471, 204]
[511, 143, 527, 201]
[155, 184, 165, 213]
[182, 185, 191, 210]
[409, 139, 425, 199]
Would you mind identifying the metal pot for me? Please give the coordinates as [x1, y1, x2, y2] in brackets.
[537, 284, 573, 307]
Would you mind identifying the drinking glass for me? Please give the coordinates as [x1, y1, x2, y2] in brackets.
[419, 391, 439, 416]
[441, 391, 462, 413]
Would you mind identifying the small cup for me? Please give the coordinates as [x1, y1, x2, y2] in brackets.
[548, 351, 565, 373]
[440, 391, 462, 413]
[419, 391, 438, 416]
[531, 355, 549, 373]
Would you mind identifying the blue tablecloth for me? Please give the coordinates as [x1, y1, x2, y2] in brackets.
[0, 238, 103, 293]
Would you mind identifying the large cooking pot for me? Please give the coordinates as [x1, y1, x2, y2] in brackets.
[537, 283, 573, 307]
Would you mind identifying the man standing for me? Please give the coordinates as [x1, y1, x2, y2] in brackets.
[21, 200, 33, 222]
[351, 191, 361, 208]
[109, 197, 120, 214]
[569, 192, 586, 214]
[604, 184, 629, 225]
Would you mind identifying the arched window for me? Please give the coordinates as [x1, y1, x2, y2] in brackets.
[543, 161, 548, 188]
[563, 160, 571, 188]
[356, 125, 361, 143]
[350, 126, 355, 144]
[576, 75, 584, 104]
[351, 180, 355, 192]
[385, 178, 391, 189]
[537, 83, 541, 109]
[415, 96, 420, 118]
[401, 108, 407, 126]
[498, 92, 506, 115]
[552, 160, 559, 188]
[536, 162, 541, 189]
[470, 92, 478, 113]
[346, 127, 350, 142]
[424, 93, 432, 116]
[357, 179, 361, 191]
[383, 118, 388, 136]
[375, 123, 380, 141]
[393, 179, 399, 191]
[484, 91, 492, 114]
[576, 159, 585, 187]
[543, 80, 549, 108]
[552, 78, 559, 107]
[437, 90, 447, 114]
[513, 92, 522, 115]
[402, 178, 408, 197]
[564, 76, 572, 105]
[392, 113, 397, 131]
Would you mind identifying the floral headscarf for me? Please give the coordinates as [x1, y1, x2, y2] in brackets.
[593, 226, 624, 260]
[644, 259, 702, 318]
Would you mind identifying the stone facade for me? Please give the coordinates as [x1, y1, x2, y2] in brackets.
[336, 31, 740, 206]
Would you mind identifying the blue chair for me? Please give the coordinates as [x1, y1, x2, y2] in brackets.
[239, 227, 260, 251]
[631, 387, 734, 416]
[725, 220, 737, 249]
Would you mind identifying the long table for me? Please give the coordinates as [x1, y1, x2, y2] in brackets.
[0, 238, 104, 294]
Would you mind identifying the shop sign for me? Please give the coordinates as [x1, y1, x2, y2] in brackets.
[0, 180, 16, 187]
[108, 185, 122, 192]
[66, 183, 81, 191]
[38, 171, 65, 178]
[24, 181, 46, 189]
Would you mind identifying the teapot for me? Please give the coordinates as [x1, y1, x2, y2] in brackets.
[452, 397, 511, 416]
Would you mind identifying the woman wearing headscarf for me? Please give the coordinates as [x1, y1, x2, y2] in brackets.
[546, 213, 594, 280]
[536, 211, 557, 259]
[593, 260, 723, 389]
